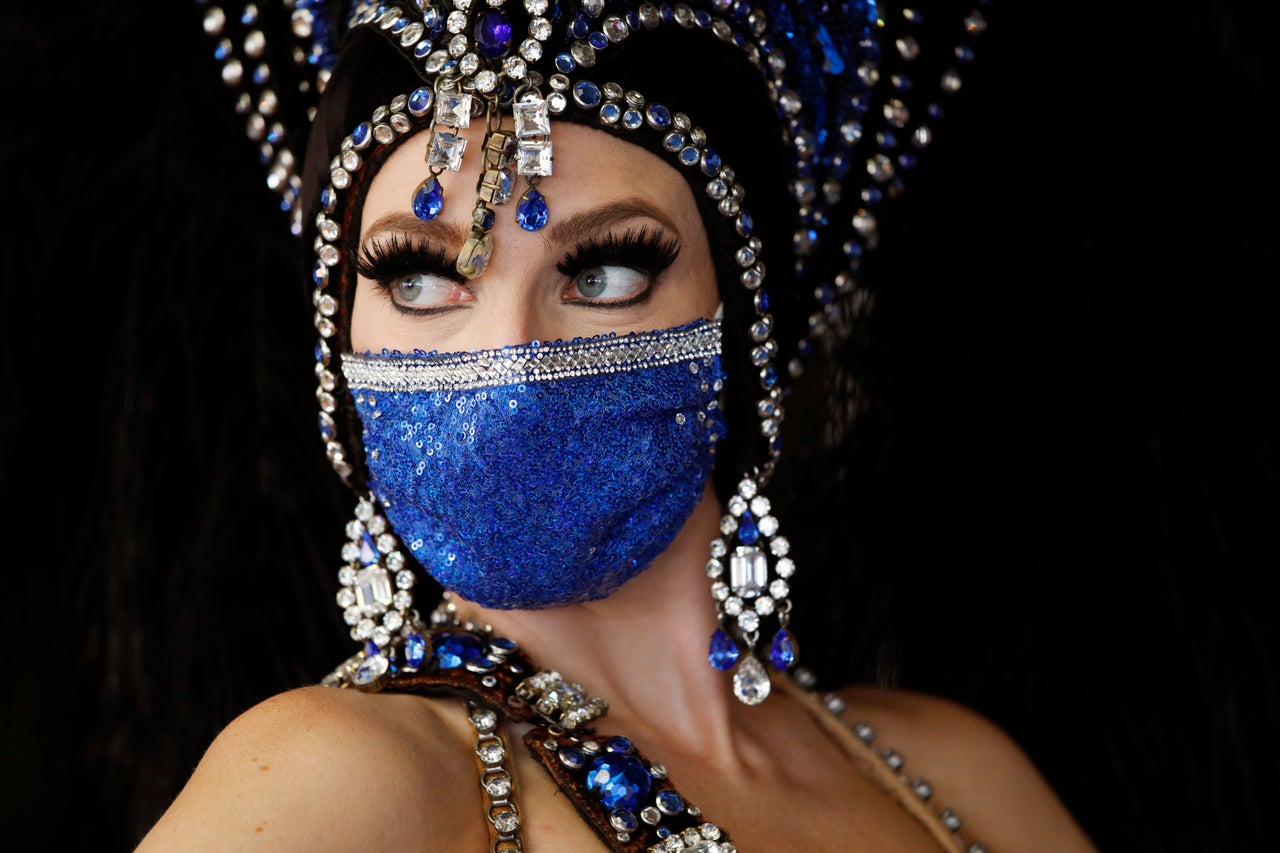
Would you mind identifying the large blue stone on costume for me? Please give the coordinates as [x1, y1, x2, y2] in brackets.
[432, 630, 488, 669]
[585, 753, 652, 811]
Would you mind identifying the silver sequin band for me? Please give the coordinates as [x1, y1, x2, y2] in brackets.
[342, 320, 722, 393]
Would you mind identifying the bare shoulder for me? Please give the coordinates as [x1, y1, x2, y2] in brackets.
[837, 685, 1097, 852]
[135, 685, 487, 851]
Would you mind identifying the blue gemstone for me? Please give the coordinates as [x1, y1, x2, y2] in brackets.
[475, 206, 495, 231]
[350, 120, 371, 147]
[646, 103, 671, 129]
[604, 736, 634, 754]
[815, 23, 844, 74]
[700, 148, 721, 175]
[558, 744, 586, 769]
[585, 753, 651, 811]
[708, 628, 740, 671]
[432, 630, 488, 669]
[762, 365, 778, 388]
[474, 10, 512, 58]
[414, 41, 432, 59]
[408, 86, 434, 116]
[423, 5, 445, 36]
[610, 808, 639, 832]
[555, 52, 576, 73]
[737, 211, 754, 236]
[661, 5, 674, 22]
[622, 109, 643, 130]
[574, 80, 601, 107]
[364, 640, 379, 657]
[770, 629, 799, 670]
[600, 102, 621, 123]
[318, 413, 333, 440]
[405, 632, 428, 668]
[516, 188, 549, 231]
[678, 146, 700, 166]
[359, 530, 379, 565]
[755, 291, 770, 312]
[570, 16, 589, 38]
[626, 10, 641, 29]
[657, 789, 684, 814]
[656, 827, 672, 839]
[588, 31, 608, 49]
[694, 10, 711, 28]
[490, 636, 517, 653]
[738, 511, 760, 546]
[390, 16, 407, 34]
[413, 176, 444, 220]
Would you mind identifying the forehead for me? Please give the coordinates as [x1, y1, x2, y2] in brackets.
[360, 120, 705, 237]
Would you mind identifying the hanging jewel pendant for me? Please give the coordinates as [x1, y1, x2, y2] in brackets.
[732, 653, 771, 705]
[412, 174, 445, 220]
[515, 186, 549, 231]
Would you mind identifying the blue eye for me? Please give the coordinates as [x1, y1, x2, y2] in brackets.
[571, 265, 648, 301]
[394, 273, 463, 306]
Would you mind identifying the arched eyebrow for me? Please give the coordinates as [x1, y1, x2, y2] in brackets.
[544, 200, 682, 248]
[360, 199, 680, 250]
[361, 212, 467, 247]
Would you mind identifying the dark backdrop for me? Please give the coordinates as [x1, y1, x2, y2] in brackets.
[4, 2, 1275, 850]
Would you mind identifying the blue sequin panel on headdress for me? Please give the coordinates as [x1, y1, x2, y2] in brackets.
[343, 319, 726, 610]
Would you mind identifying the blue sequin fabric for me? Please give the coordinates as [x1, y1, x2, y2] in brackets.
[344, 319, 726, 609]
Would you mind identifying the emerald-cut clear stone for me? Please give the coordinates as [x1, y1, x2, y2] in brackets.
[354, 567, 392, 614]
[729, 546, 767, 597]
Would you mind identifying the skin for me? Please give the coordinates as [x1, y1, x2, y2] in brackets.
[136, 121, 1097, 851]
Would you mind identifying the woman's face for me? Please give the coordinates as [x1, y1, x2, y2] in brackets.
[350, 121, 720, 354]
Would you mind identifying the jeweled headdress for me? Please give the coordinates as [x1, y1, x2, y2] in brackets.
[199, 0, 988, 700]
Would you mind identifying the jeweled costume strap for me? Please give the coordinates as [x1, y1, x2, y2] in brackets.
[327, 616, 738, 852]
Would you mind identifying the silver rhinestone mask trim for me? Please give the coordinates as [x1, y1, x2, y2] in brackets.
[342, 319, 721, 392]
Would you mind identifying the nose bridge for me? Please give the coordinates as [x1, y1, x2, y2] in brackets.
[466, 267, 553, 351]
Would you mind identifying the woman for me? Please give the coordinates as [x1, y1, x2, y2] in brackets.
[139, 1, 1094, 849]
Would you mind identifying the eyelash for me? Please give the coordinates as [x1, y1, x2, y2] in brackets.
[557, 226, 681, 282]
[354, 233, 460, 285]
[353, 226, 681, 307]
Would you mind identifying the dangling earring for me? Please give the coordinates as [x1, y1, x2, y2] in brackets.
[332, 492, 424, 688]
[412, 79, 473, 221]
[706, 472, 798, 705]
[512, 91, 552, 231]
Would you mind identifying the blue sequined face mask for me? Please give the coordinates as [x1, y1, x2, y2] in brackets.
[342, 318, 726, 610]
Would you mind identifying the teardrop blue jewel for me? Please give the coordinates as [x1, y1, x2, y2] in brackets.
[412, 176, 444, 220]
[516, 188, 549, 231]
[737, 510, 760, 546]
[769, 628, 798, 671]
[708, 628, 740, 671]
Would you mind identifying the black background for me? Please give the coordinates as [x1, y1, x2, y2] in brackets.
[4, 2, 1276, 850]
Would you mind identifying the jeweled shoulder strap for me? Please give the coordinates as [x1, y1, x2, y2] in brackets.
[330, 621, 737, 852]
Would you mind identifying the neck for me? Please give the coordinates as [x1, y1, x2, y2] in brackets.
[450, 486, 757, 760]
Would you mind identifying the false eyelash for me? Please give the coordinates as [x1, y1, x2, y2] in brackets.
[556, 226, 681, 279]
[354, 233, 461, 285]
